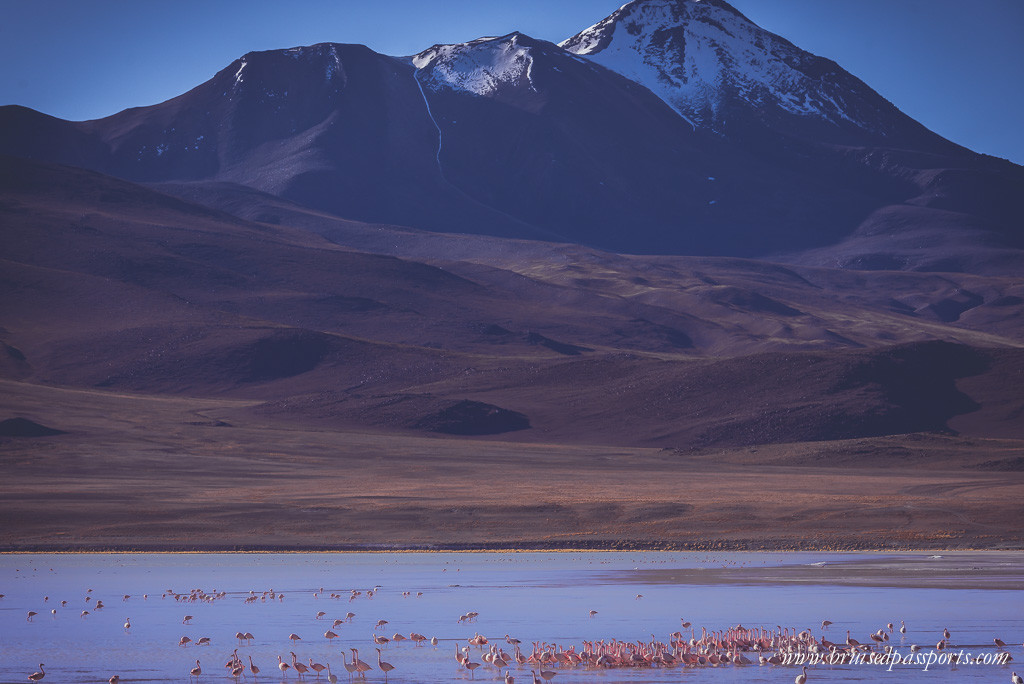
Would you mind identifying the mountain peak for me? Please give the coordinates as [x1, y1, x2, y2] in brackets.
[560, 0, 924, 143]
[561, 0, 752, 55]
[413, 32, 555, 101]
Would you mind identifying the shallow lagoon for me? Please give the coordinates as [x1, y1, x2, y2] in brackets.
[1, 552, 1021, 682]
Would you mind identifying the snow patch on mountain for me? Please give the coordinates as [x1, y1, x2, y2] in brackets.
[413, 33, 537, 97]
[234, 59, 247, 87]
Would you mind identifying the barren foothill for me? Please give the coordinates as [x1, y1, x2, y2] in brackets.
[2, 379, 1021, 552]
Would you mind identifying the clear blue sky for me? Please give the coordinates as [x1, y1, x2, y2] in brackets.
[2, 0, 1023, 164]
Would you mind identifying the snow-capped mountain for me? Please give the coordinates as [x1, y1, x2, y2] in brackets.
[1, 0, 1021, 271]
[561, 0, 952, 149]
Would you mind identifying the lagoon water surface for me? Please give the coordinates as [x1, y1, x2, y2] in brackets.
[1, 552, 1021, 682]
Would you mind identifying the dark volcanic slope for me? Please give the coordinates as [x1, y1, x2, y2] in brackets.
[0, 45, 542, 242]
[1, 0, 1022, 269]
[2, 156, 1023, 447]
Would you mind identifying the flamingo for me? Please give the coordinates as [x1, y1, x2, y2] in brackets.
[28, 664, 45, 681]
[231, 663, 244, 681]
[352, 649, 372, 677]
[27, 611, 37, 621]
[1012, 673, 1023, 684]
[109, 677, 119, 684]
[504, 671, 514, 684]
[309, 658, 327, 678]
[183, 615, 194, 624]
[189, 659, 201, 681]
[278, 655, 290, 677]
[224, 650, 241, 670]
[325, 630, 339, 641]
[327, 664, 338, 684]
[464, 660, 481, 678]
[376, 649, 395, 681]
[289, 633, 302, 644]
[539, 669, 557, 681]
[795, 665, 808, 684]
[179, 636, 192, 647]
[342, 651, 358, 678]
[291, 652, 309, 678]
[248, 655, 260, 678]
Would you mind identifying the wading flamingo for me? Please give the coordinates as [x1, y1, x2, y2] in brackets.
[342, 651, 357, 678]
[290, 652, 308, 678]
[309, 658, 326, 678]
[376, 649, 395, 681]
[352, 649, 372, 677]
[248, 655, 260, 678]
[28, 664, 45, 681]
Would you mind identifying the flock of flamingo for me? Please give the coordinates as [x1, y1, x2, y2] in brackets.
[13, 584, 1023, 682]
